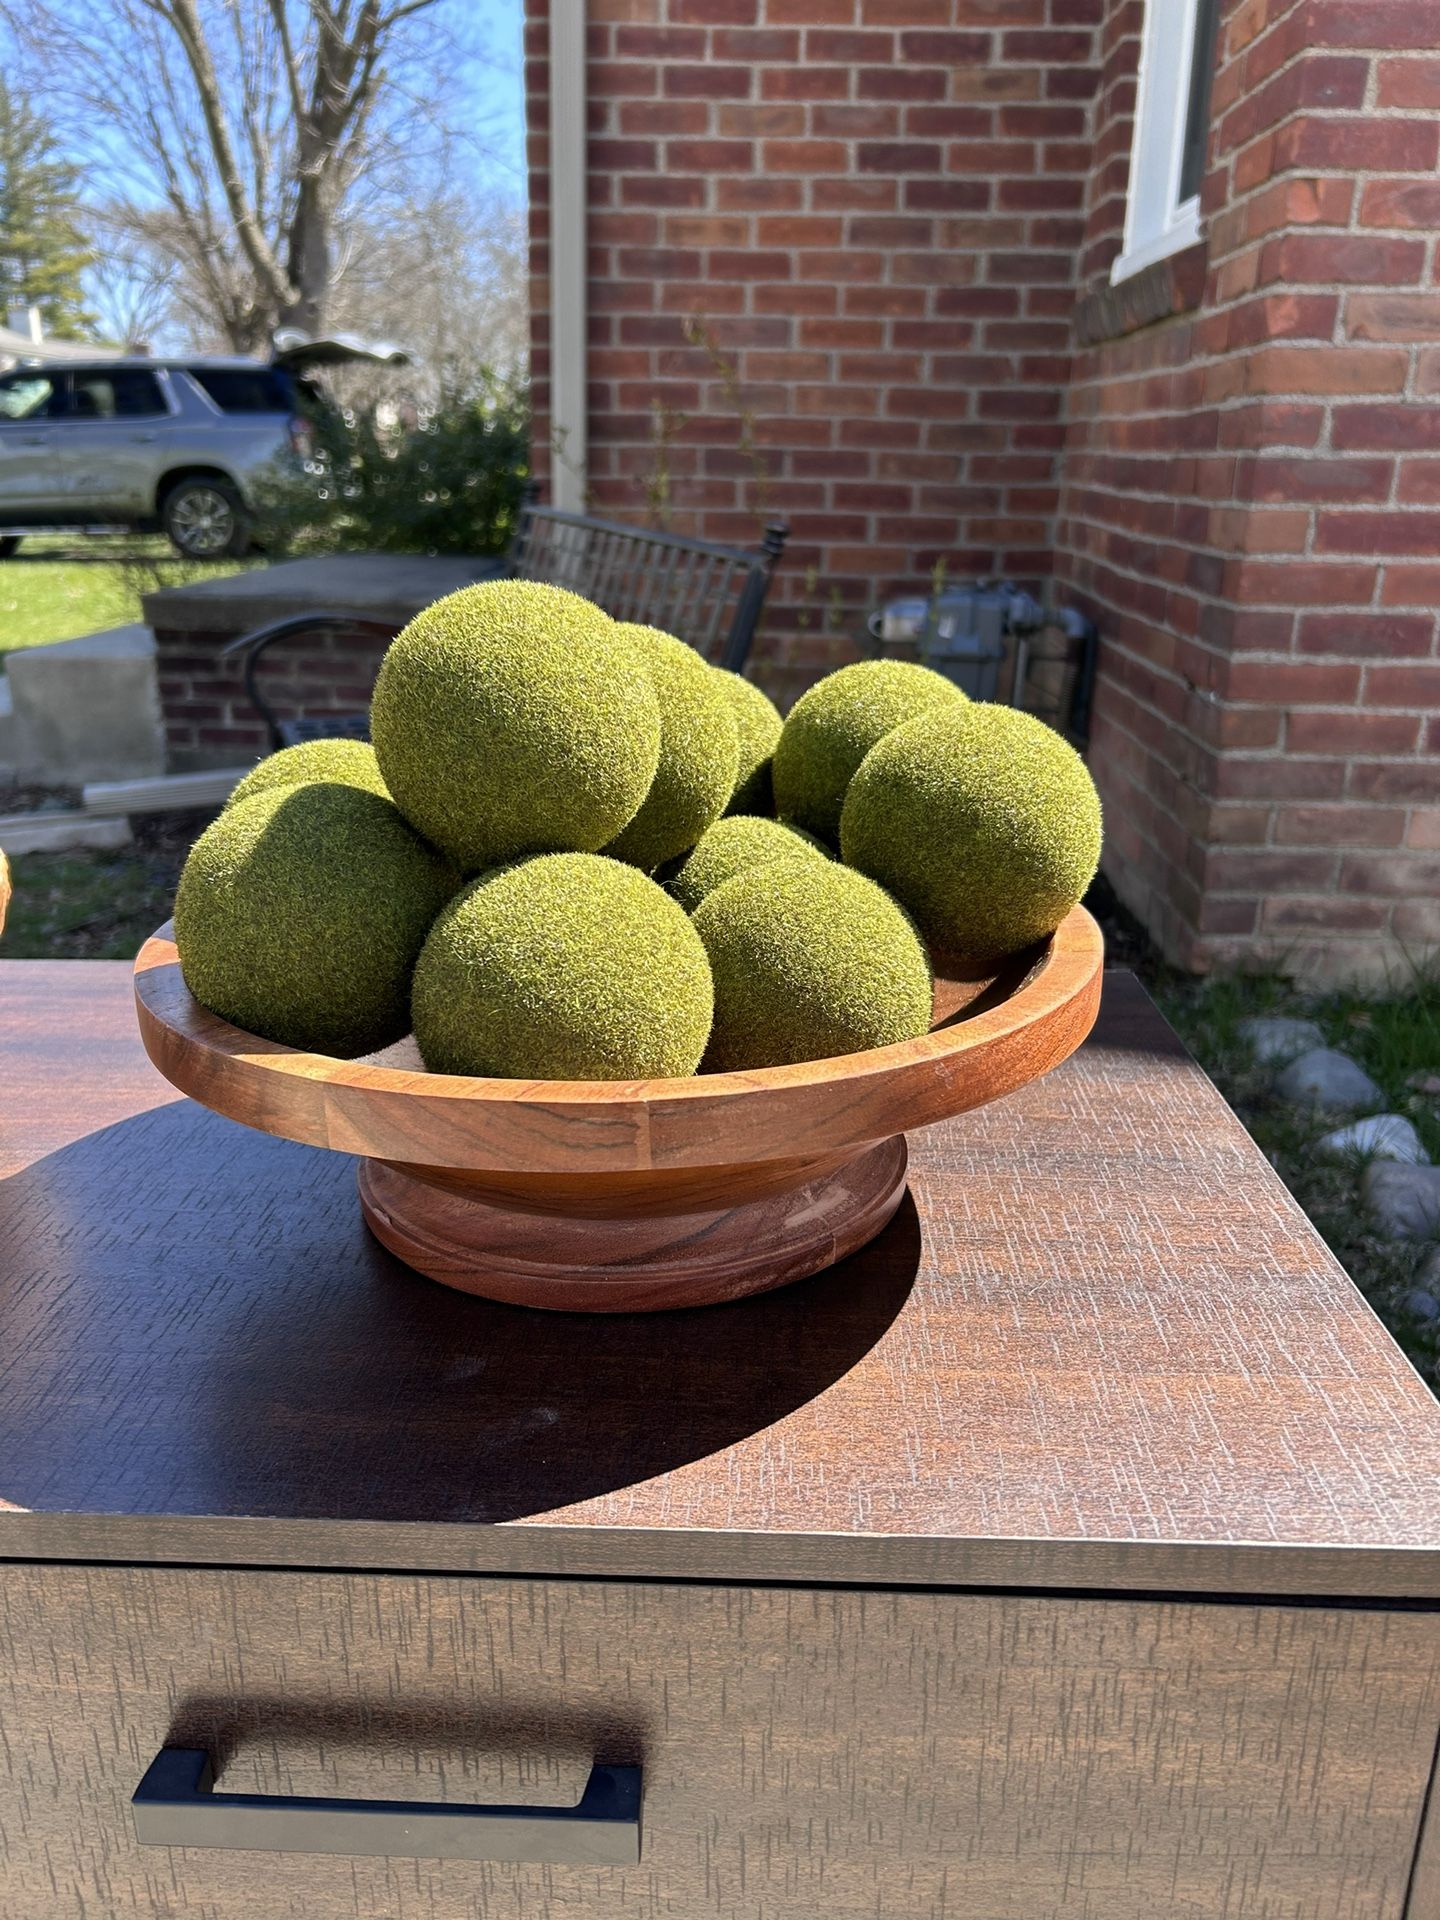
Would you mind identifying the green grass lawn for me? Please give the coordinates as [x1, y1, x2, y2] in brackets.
[0, 841, 186, 959]
[0, 535, 250, 661]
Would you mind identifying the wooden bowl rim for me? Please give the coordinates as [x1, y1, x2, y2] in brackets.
[134, 904, 1102, 1120]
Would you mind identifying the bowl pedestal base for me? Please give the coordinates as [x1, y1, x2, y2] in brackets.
[357, 1135, 909, 1313]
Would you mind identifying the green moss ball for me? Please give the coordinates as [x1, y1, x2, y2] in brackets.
[666, 815, 830, 915]
[602, 626, 739, 871]
[411, 853, 714, 1080]
[712, 668, 782, 815]
[175, 783, 456, 1057]
[692, 860, 932, 1072]
[772, 659, 967, 844]
[840, 702, 1102, 965]
[371, 580, 662, 872]
[226, 738, 389, 810]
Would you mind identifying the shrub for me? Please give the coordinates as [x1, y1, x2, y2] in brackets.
[253, 374, 529, 558]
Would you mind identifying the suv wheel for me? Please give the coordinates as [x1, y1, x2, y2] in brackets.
[162, 478, 249, 559]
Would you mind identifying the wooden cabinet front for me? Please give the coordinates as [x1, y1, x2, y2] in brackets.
[2, 1563, 1436, 1920]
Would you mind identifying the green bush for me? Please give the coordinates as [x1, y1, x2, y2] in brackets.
[253, 376, 529, 558]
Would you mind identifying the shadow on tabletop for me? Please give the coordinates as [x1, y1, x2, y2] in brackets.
[0, 1099, 921, 1526]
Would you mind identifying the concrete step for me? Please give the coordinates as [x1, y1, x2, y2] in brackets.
[0, 809, 132, 856]
[5, 624, 164, 785]
[83, 766, 247, 817]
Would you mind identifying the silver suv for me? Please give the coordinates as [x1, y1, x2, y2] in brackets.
[0, 355, 327, 558]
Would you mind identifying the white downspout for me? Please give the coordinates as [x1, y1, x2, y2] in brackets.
[548, 0, 587, 511]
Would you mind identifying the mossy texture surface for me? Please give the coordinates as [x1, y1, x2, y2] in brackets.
[412, 853, 714, 1080]
[175, 782, 456, 1057]
[841, 702, 1102, 964]
[772, 658, 966, 844]
[603, 626, 739, 870]
[666, 815, 829, 915]
[712, 667, 782, 815]
[693, 859, 932, 1072]
[371, 580, 661, 872]
[226, 738, 389, 810]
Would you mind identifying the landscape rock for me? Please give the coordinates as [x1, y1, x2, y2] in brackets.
[1315, 1114, 1429, 1166]
[1403, 1287, 1440, 1323]
[1406, 1071, 1440, 1098]
[1275, 1047, 1382, 1112]
[1237, 1015, 1325, 1066]
[1364, 1162, 1440, 1240]
[1419, 1246, 1440, 1291]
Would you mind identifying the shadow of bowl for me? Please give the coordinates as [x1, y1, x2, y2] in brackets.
[0, 1099, 921, 1524]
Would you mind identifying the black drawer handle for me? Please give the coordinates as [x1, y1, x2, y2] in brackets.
[132, 1747, 641, 1865]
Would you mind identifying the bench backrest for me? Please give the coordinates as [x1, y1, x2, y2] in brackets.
[510, 504, 788, 672]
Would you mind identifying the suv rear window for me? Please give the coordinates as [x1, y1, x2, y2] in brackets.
[189, 367, 294, 413]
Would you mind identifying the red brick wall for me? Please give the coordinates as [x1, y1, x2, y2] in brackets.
[1055, 0, 1440, 982]
[155, 623, 395, 771]
[526, 0, 1103, 707]
[527, 0, 1440, 981]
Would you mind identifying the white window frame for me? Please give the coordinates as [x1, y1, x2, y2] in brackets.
[1111, 0, 1206, 285]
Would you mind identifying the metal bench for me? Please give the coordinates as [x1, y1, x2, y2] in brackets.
[224, 506, 789, 752]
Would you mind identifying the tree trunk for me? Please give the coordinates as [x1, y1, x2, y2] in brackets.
[281, 175, 332, 336]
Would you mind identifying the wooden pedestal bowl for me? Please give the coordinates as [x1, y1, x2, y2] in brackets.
[134, 906, 1103, 1313]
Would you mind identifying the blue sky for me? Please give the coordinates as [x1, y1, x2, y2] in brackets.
[451, 0, 528, 209]
[6, 0, 528, 222]
[2, 0, 528, 344]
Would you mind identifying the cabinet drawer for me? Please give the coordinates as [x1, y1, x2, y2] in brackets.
[1, 1563, 1436, 1920]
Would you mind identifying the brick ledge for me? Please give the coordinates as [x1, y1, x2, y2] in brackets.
[1075, 242, 1208, 348]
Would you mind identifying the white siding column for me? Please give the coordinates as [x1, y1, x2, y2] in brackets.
[548, 0, 588, 511]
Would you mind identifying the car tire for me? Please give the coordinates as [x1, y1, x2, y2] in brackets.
[161, 478, 250, 559]
[0, 536, 21, 559]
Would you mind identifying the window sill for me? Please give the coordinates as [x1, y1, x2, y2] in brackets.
[1075, 239, 1208, 349]
[1109, 198, 1203, 287]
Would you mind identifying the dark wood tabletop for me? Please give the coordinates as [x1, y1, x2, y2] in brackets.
[2, 959, 1438, 1598]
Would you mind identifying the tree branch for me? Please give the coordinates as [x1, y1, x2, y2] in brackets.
[376, 0, 438, 27]
[265, 0, 307, 129]
[144, 0, 296, 312]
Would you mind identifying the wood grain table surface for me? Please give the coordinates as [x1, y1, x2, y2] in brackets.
[2, 959, 1438, 1599]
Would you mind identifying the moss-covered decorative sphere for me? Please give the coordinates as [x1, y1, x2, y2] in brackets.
[712, 668, 782, 815]
[411, 853, 714, 1080]
[602, 626, 739, 871]
[371, 580, 661, 872]
[226, 738, 389, 810]
[772, 659, 966, 844]
[692, 860, 932, 1072]
[840, 702, 1102, 965]
[175, 783, 456, 1057]
[666, 815, 830, 915]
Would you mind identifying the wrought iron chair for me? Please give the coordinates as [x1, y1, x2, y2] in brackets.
[223, 506, 789, 752]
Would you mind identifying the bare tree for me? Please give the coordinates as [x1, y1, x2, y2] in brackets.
[8, 0, 455, 351]
[84, 210, 180, 350]
[328, 183, 528, 398]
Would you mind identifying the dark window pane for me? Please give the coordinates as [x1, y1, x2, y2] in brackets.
[1179, 0, 1221, 202]
[67, 370, 167, 418]
[190, 367, 293, 413]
